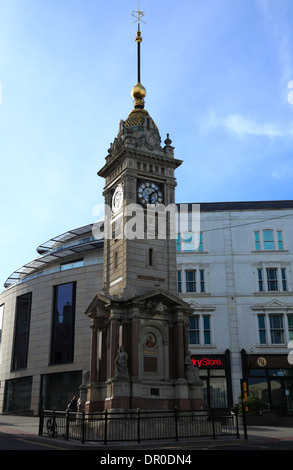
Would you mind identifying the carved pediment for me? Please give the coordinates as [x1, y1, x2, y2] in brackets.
[187, 301, 215, 313]
[127, 288, 193, 312]
[85, 293, 112, 318]
[251, 299, 293, 312]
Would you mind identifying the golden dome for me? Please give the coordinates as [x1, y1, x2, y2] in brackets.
[124, 109, 148, 127]
[124, 108, 160, 138]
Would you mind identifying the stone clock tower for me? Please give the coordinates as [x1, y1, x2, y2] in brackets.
[84, 10, 204, 412]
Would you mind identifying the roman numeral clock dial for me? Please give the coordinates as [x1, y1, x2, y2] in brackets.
[137, 181, 163, 206]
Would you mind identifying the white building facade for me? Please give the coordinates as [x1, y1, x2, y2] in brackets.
[177, 201, 293, 412]
[0, 201, 293, 415]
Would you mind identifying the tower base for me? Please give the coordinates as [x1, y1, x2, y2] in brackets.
[84, 377, 205, 413]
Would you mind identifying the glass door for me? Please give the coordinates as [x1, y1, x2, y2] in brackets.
[285, 379, 293, 413]
[270, 379, 283, 411]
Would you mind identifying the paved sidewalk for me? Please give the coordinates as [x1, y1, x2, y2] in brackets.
[1, 413, 293, 446]
[0, 414, 40, 437]
[243, 424, 293, 442]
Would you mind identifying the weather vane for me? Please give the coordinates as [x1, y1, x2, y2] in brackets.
[131, 1, 146, 108]
[132, 1, 146, 28]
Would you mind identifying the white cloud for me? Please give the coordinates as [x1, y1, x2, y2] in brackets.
[272, 161, 293, 180]
[202, 111, 293, 139]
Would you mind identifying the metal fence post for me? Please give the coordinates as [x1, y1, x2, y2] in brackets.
[174, 407, 178, 442]
[81, 411, 85, 444]
[38, 406, 44, 436]
[234, 405, 240, 439]
[241, 379, 248, 440]
[65, 408, 69, 440]
[211, 408, 216, 439]
[104, 410, 108, 445]
[137, 408, 140, 444]
[52, 408, 56, 438]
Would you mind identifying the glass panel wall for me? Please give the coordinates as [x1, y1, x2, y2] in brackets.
[50, 282, 76, 365]
[41, 370, 82, 410]
[12, 292, 32, 370]
[4, 376, 32, 412]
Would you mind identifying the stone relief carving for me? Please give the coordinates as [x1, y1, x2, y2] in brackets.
[144, 333, 157, 348]
[146, 299, 166, 313]
[134, 132, 161, 151]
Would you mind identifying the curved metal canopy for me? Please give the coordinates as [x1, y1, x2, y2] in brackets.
[4, 223, 104, 288]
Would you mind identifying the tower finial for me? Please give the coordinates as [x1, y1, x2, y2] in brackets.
[132, 1, 146, 30]
[131, 2, 146, 109]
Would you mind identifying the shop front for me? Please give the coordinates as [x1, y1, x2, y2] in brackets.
[191, 350, 233, 408]
[241, 350, 293, 415]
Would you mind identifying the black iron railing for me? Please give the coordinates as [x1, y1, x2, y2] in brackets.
[39, 407, 241, 444]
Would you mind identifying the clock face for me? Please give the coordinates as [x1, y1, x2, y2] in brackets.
[112, 185, 123, 213]
[137, 181, 163, 206]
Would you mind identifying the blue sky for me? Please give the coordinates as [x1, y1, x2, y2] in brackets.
[0, 0, 293, 289]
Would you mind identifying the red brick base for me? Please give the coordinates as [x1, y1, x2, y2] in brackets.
[85, 396, 205, 412]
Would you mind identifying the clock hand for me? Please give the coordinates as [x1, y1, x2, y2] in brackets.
[148, 190, 157, 203]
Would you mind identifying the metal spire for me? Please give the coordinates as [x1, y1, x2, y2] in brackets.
[132, 1, 146, 83]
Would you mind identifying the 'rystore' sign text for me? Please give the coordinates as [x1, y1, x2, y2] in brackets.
[192, 357, 223, 368]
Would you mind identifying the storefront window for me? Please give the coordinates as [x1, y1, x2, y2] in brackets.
[248, 377, 269, 406]
[244, 353, 293, 414]
[270, 379, 283, 409]
[41, 370, 82, 410]
[285, 380, 293, 412]
[198, 365, 230, 408]
[209, 377, 227, 407]
[268, 369, 285, 376]
[248, 368, 293, 413]
[249, 369, 266, 377]
[4, 376, 32, 413]
[210, 368, 226, 377]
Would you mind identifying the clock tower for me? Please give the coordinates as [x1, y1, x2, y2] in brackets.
[84, 9, 204, 412]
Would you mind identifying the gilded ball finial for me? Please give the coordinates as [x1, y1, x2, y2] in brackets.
[131, 82, 146, 109]
[131, 82, 146, 100]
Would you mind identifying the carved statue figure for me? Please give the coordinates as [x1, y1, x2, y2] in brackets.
[114, 346, 129, 378]
[185, 351, 201, 383]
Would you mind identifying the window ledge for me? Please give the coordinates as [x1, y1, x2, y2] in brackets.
[181, 292, 211, 297]
[177, 251, 209, 255]
[251, 250, 289, 254]
[254, 291, 291, 296]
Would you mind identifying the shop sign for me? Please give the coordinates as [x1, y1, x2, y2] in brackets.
[192, 357, 223, 368]
[247, 354, 293, 369]
[256, 357, 267, 367]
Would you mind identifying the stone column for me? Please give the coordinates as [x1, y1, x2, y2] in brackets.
[176, 321, 185, 379]
[183, 320, 189, 358]
[109, 319, 118, 378]
[90, 319, 98, 383]
[131, 317, 139, 376]
[99, 328, 108, 382]
[168, 323, 177, 379]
